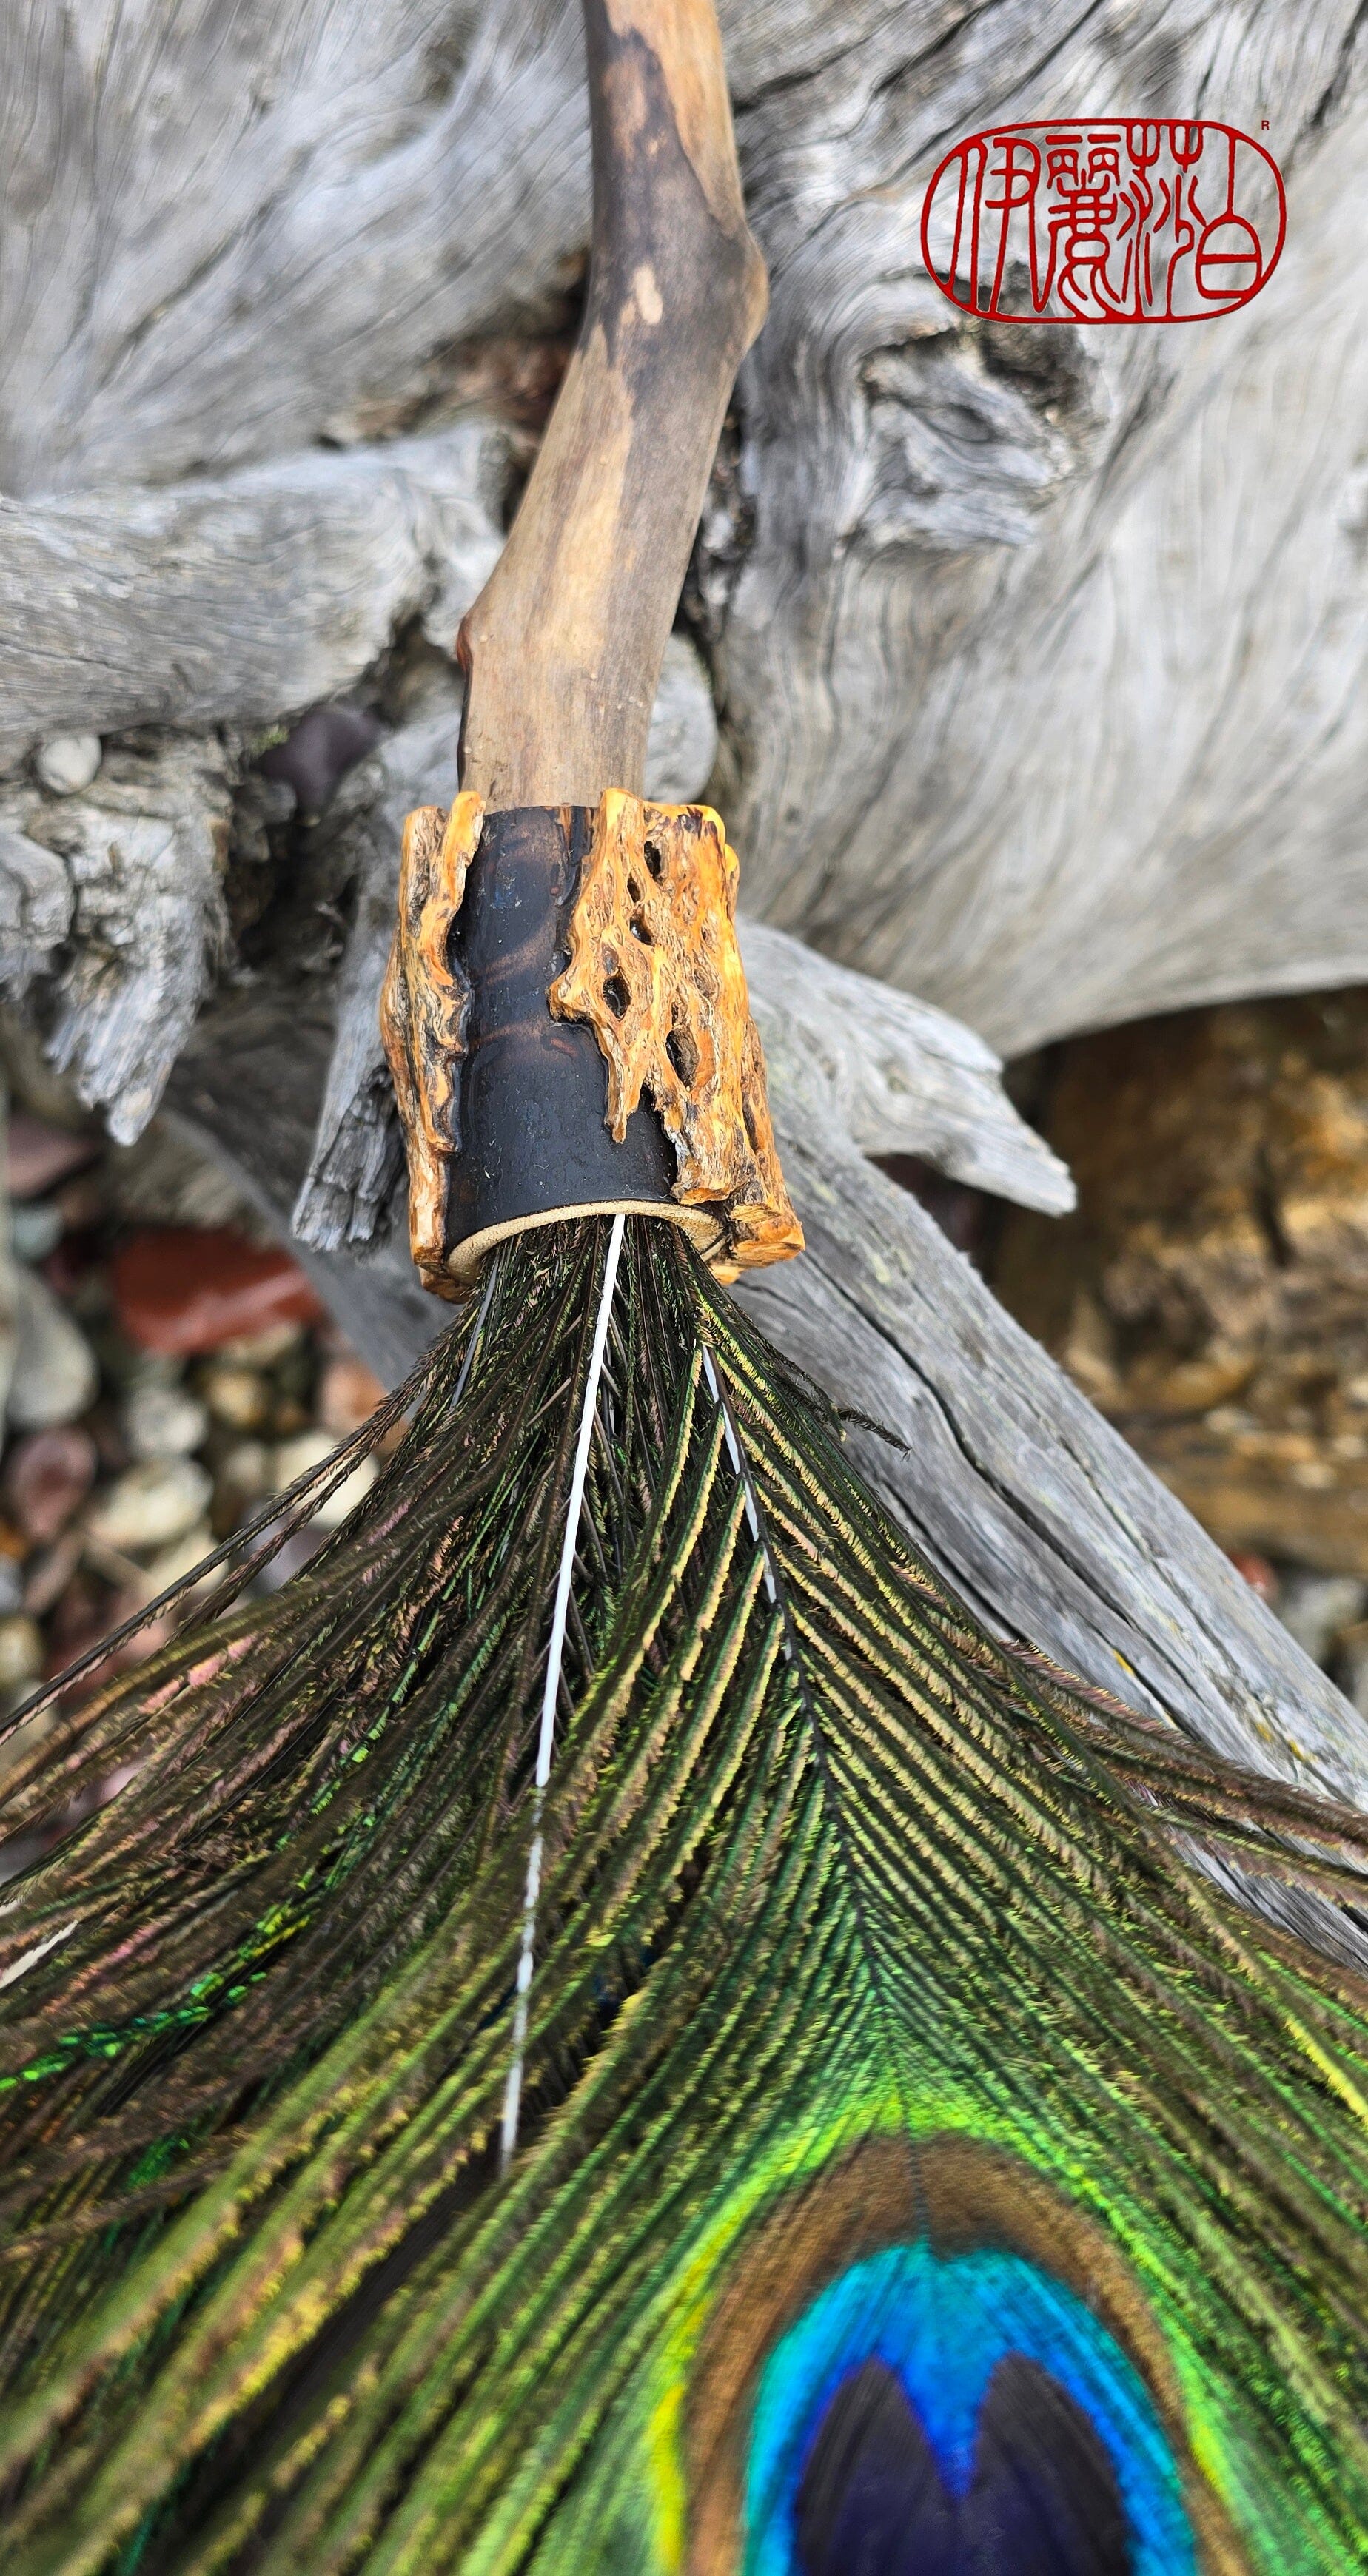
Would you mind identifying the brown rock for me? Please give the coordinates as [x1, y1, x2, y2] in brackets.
[1226, 1549, 1278, 1604]
[2, 1425, 98, 1545]
[993, 988, 1368, 1575]
[112, 1228, 324, 1356]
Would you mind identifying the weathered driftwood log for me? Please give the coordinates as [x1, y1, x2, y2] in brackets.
[3, 0, 1367, 1068]
[0, 426, 507, 767]
[6, 0, 1368, 1816]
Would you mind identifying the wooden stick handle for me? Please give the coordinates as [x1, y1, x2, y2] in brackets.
[457, 0, 766, 810]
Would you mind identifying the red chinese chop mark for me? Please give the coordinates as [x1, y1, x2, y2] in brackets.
[921, 121, 1284, 324]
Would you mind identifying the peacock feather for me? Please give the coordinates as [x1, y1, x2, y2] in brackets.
[1, 1215, 1367, 2573]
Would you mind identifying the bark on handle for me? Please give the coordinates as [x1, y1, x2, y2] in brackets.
[457, 0, 767, 810]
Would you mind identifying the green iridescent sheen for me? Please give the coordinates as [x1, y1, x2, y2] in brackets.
[0, 1220, 1364, 2572]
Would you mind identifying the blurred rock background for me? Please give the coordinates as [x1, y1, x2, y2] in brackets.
[0, 1017, 390, 1792]
[977, 987, 1368, 1710]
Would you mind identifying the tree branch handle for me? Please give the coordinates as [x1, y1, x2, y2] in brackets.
[457, 0, 766, 810]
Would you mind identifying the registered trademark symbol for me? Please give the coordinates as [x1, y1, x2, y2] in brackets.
[1261, 118, 1270, 129]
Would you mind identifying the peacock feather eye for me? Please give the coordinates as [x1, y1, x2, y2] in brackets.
[790, 2352, 1133, 2576]
[680, 2136, 1244, 2576]
[748, 2248, 1182, 2575]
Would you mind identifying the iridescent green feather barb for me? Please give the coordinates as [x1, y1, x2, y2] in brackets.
[0, 1220, 1367, 2570]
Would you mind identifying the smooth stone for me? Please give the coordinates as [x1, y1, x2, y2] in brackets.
[87, 1456, 212, 1554]
[272, 1430, 378, 1531]
[258, 703, 383, 819]
[111, 1226, 324, 1356]
[215, 1439, 272, 1523]
[218, 1321, 306, 1367]
[21, 1528, 83, 1618]
[0, 1614, 43, 1689]
[3, 1425, 98, 1544]
[6, 1112, 98, 1201]
[10, 1200, 64, 1263]
[122, 1379, 210, 1461]
[137, 1522, 218, 1604]
[271, 1428, 335, 1484]
[200, 1361, 270, 1431]
[34, 732, 102, 795]
[7, 1269, 98, 1430]
[318, 1351, 386, 1436]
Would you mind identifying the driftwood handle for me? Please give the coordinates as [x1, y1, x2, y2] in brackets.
[457, 0, 766, 809]
[383, 0, 798, 1294]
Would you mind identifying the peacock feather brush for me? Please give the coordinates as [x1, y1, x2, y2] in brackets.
[2, 1217, 1368, 2572]
[4, 1, 1368, 2567]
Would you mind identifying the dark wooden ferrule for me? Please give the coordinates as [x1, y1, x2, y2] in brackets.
[443, 804, 714, 1279]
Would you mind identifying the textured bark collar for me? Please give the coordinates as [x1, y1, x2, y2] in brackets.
[381, 790, 802, 1294]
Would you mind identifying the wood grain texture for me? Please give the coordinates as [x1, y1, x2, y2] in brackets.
[551, 790, 802, 1267]
[457, 0, 766, 807]
[0, 426, 508, 767]
[1, 737, 234, 1143]
[1, 0, 1366, 1049]
[722, 32, 1368, 1049]
[379, 793, 481, 1293]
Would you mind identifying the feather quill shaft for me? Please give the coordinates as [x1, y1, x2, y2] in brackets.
[500, 1214, 626, 2170]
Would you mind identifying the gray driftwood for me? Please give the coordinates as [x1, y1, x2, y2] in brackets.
[4, 0, 1368, 1817]
[3, 0, 1367, 1064]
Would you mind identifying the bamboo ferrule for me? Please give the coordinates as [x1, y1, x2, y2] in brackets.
[380, 788, 803, 1296]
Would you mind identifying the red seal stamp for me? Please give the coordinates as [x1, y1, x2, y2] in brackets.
[921, 120, 1284, 323]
